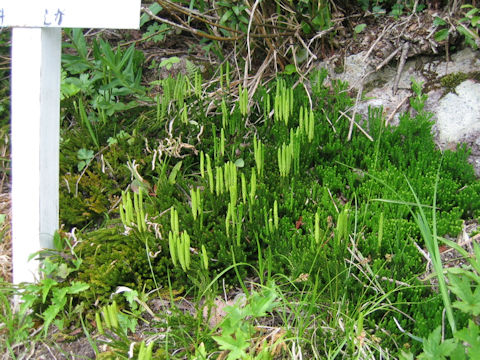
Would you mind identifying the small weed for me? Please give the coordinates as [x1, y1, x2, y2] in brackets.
[0, 285, 34, 356]
[212, 285, 282, 359]
[77, 148, 94, 171]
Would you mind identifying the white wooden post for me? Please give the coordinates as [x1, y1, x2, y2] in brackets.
[2, 0, 141, 284]
[11, 27, 62, 284]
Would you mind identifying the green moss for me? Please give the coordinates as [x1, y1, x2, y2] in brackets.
[440, 71, 480, 94]
[70, 227, 174, 304]
[333, 65, 344, 74]
[363, 77, 389, 94]
[60, 170, 111, 228]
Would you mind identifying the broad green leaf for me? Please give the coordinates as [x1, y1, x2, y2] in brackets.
[43, 304, 62, 336]
[418, 326, 457, 360]
[72, 28, 87, 59]
[447, 267, 480, 283]
[234, 158, 245, 168]
[220, 306, 245, 336]
[248, 288, 278, 317]
[140, 2, 163, 27]
[283, 64, 297, 75]
[433, 17, 447, 26]
[159, 56, 181, 70]
[449, 342, 467, 360]
[239, 15, 249, 25]
[41, 277, 57, 303]
[232, 5, 244, 16]
[42, 258, 59, 275]
[107, 137, 118, 146]
[457, 25, 472, 39]
[77, 148, 94, 161]
[219, 10, 234, 25]
[57, 263, 73, 279]
[120, 288, 139, 307]
[118, 312, 138, 335]
[194, 342, 208, 360]
[354, 23, 367, 33]
[77, 160, 87, 172]
[301, 21, 312, 34]
[372, 6, 386, 15]
[472, 16, 480, 27]
[466, 8, 479, 17]
[434, 29, 449, 42]
[448, 273, 480, 316]
[455, 320, 480, 358]
[212, 331, 249, 360]
[67, 281, 90, 294]
[54, 318, 65, 332]
[398, 351, 414, 360]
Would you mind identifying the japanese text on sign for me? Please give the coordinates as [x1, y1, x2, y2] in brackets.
[0, 7, 65, 27]
[43, 8, 65, 26]
[0, 0, 140, 29]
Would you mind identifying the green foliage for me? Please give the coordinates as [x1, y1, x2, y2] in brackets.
[358, 0, 426, 14]
[140, 2, 170, 44]
[119, 188, 147, 233]
[77, 148, 94, 171]
[298, 0, 333, 34]
[62, 29, 146, 149]
[16, 253, 88, 338]
[435, 4, 480, 50]
[457, 4, 480, 49]
[217, 0, 250, 36]
[400, 189, 480, 359]
[70, 71, 479, 340]
[67, 227, 171, 305]
[5, 2, 480, 356]
[94, 299, 156, 360]
[159, 56, 181, 71]
[0, 284, 34, 356]
[455, 320, 480, 358]
[449, 268, 480, 315]
[212, 286, 280, 359]
[418, 327, 457, 359]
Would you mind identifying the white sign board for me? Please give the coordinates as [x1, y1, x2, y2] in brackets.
[3, 0, 141, 284]
[0, 0, 140, 28]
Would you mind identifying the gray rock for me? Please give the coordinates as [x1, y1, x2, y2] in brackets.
[318, 47, 480, 175]
[436, 80, 480, 144]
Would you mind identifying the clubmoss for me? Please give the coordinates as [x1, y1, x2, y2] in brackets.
[56, 69, 480, 350]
